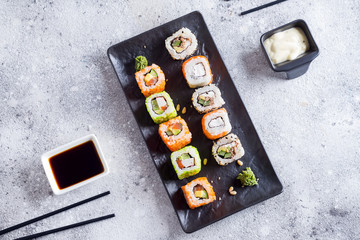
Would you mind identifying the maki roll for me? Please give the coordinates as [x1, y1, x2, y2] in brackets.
[170, 146, 201, 180]
[145, 91, 177, 124]
[192, 84, 225, 113]
[159, 116, 192, 152]
[202, 108, 231, 140]
[165, 27, 198, 60]
[182, 56, 213, 88]
[181, 177, 216, 209]
[212, 133, 245, 166]
[135, 64, 166, 97]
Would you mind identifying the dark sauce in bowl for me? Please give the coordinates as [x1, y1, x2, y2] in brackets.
[49, 140, 104, 190]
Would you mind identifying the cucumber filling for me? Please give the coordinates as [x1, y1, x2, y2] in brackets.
[176, 153, 195, 169]
[193, 184, 209, 199]
[217, 144, 233, 159]
[197, 91, 215, 107]
[171, 37, 191, 53]
[165, 123, 183, 136]
[151, 96, 167, 115]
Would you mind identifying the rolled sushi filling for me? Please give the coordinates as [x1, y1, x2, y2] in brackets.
[151, 96, 168, 115]
[193, 184, 209, 199]
[190, 62, 206, 79]
[197, 91, 215, 107]
[165, 123, 183, 136]
[144, 69, 158, 86]
[171, 36, 191, 53]
[217, 141, 239, 159]
[176, 153, 195, 169]
[208, 117, 225, 128]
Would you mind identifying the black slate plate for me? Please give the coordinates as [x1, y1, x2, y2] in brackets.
[107, 11, 283, 233]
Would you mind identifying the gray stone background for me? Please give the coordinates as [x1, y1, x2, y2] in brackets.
[0, 0, 359, 239]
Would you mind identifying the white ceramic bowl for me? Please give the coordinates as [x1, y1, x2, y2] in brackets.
[41, 134, 109, 195]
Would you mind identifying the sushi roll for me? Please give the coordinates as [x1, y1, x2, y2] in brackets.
[182, 56, 212, 88]
[145, 91, 177, 124]
[170, 146, 201, 180]
[165, 27, 198, 60]
[159, 116, 192, 152]
[135, 64, 166, 97]
[181, 177, 216, 209]
[192, 84, 225, 113]
[202, 108, 231, 140]
[212, 133, 245, 166]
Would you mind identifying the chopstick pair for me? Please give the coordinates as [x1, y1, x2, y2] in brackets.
[0, 191, 115, 239]
[240, 0, 288, 16]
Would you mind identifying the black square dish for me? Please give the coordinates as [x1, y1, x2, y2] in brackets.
[108, 11, 283, 233]
[260, 19, 319, 79]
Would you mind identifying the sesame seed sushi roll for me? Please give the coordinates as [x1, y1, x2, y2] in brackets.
[170, 146, 201, 180]
[202, 108, 231, 140]
[135, 64, 166, 97]
[145, 91, 177, 124]
[165, 27, 198, 60]
[192, 84, 225, 114]
[181, 177, 216, 209]
[212, 133, 245, 166]
[159, 116, 192, 152]
[182, 56, 213, 88]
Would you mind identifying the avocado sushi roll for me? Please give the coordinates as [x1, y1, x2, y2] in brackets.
[192, 84, 225, 113]
[135, 63, 166, 97]
[145, 91, 177, 124]
[181, 177, 216, 209]
[171, 146, 201, 180]
[212, 133, 245, 166]
[165, 27, 198, 60]
[202, 108, 231, 140]
[182, 56, 212, 88]
[159, 116, 192, 152]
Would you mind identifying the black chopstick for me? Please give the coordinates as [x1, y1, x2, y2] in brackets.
[14, 214, 115, 240]
[240, 0, 288, 16]
[0, 191, 110, 236]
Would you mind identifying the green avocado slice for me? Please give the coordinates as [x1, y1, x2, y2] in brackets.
[165, 129, 173, 136]
[151, 99, 164, 115]
[172, 128, 181, 135]
[224, 152, 232, 159]
[179, 153, 191, 161]
[195, 190, 209, 199]
[172, 39, 181, 47]
[149, 69, 158, 77]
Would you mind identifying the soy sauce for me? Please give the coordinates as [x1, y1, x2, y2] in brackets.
[49, 141, 104, 190]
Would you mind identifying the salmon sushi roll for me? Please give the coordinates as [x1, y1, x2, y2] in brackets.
[159, 116, 192, 152]
[212, 133, 245, 166]
[181, 177, 216, 209]
[202, 108, 231, 140]
[145, 91, 177, 124]
[135, 64, 166, 97]
[171, 146, 201, 180]
[182, 56, 212, 88]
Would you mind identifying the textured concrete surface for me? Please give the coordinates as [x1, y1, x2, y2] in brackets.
[1, 0, 359, 239]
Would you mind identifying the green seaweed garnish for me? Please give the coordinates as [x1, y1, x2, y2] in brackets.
[236, 167, 258, 187]
[135, 56, 148, 71]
